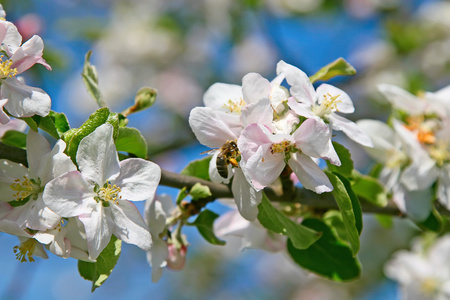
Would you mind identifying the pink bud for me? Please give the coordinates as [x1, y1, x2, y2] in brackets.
[15, 14, 43, 40]
[166, 244, 187, 271]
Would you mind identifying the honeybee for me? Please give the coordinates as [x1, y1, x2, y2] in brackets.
[202, 140, 240, 178]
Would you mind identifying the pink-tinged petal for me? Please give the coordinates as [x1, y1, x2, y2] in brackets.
[0, 202, 34, 236]
[0, 21, 22, 52]
[76, 123, 120, 185]
[16, 195, 61, 231]
[79, 204, 112, 260]
[203, 83, 243, 109]
[316, 84, 354, 114]
[231, 168, 262, 221]
[26, 129, 51, 178]
[0, 99, 10, 124]
[43, 171, 97, 217]
[10, 35, 51, 74]
[293, 118, 331, 158]
[214, 209, 250, 237]
[48, 140, 77, 179]
[0, 118, 27, 137]
[245, 145, 285, 188]
[277, 60, 315, 105]
[114, 158, 161, 201]
[189, 107, 239, 148]
[378, 84, 425, 115]
[2, 77, 51, 118]
[242, 72, 271, 104]
[329, 113, 373, 147]
[287, 97, 315, 118]
[110, 200, 152, 251]
[238, 123, 272, 161]
[240, 98, 274, 128]
[166, 244, 187, 270]
[0, 159, 29, 201]
[288, 153, 332, 194]
[147, 238, 168, 283]
[323, 139, 341, 166]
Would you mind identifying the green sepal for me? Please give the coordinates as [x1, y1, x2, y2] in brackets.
[115, 127, 147, 158]
[78, 235, 122, 292]
[287, 218, 361, 281]
[326, 171, 362, 256]
[180, 156, 212, 181]
[1, 130, 26, 148]
[188, 209, 225, 246]
[309, 58, 356, 84]
[81, 50, 105, 108]
[326, 142, 354, 178]
[257, 193, 321, 250]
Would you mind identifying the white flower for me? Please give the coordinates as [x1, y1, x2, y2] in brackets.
[277, 60, 372, 155]
[44, 124, 161, 259]
[0, 129, 76, 231]
[385, 235, 450, 300]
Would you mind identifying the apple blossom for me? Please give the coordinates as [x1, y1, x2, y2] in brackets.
[43, 124, 161, 259]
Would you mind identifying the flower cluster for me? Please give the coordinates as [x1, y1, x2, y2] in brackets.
[189, 60, 371, 221]
[0, 5, 51, 124]
[358, 84, 450, 221]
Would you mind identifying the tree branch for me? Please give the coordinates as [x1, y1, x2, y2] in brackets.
[1, 141, 448, 217]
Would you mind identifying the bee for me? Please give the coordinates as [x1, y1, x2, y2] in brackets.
[202, 140, 240, 178]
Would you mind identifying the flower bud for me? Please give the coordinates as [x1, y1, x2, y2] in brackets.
[166, 244, 187, 271]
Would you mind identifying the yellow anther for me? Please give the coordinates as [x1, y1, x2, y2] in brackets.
[10, 176, 42, 201]
[421, 277, 439, 295]
[314, 93, 342, 117]
[0, 55, 17, 79]
[222, 98, 246, 113]
[13, 239, 38, 263]
[270, 140, 293, 154]
[429, 141, 450, 166]
[98, 183, 122, 204]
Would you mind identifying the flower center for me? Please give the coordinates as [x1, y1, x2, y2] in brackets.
[270, 140, 294, 154]
[10, 176, 43, 201]
[13, 239, 38, 262]
[95, 182, 122, 205]
[386, 149, 409, 169]
[404, 116, 437, 145]
[421, 277, 439, 296]
[429, 141, 450, 166]
[222, 98, 246, 113]
[314, 93, 342, 118]
[0, 55, 17, 79]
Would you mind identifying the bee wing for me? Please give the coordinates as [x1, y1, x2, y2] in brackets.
[200, 149, 218, 155]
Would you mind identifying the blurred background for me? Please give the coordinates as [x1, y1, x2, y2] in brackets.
[1, 0, 449, 299]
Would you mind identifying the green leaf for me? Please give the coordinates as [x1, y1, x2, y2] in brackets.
[351, 172, 387, 207]
[326, 172, 362, 256]
[121, 87, 157, 117]
[29, 111, 71, 139]
[180, 156, 212, 181]
[176, 187, 188, 205]
[326, 142, 354, 178]
[287, 218, 361, 281]
[81, 50, 105, 108]
[115, 127, 147, 158]
[257, 193, 321, 250]
[309, 58, 356, 84]
[189, 209, 225, 246]
[23, 117, 38, 131]
[1, 130, 27, 148]
[190, 183, 212, 199]
[375, 214, 393, 229]
[416, 209, 443, 233]
[49, 111, 71, 135]
[323, 210, 348, 242]
[78, 235, 122, 292]
[66, 107, 111, 163]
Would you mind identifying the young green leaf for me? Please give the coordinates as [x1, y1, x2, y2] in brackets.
[189, 183, 212, 199]
[287, 218, 361, 281]
[351, 172, 388, 207]
[309, 58, 356, 84]
[121, 87, 157, 117]
[78, 235, 122, 292]
[257, 193, 321, 250]
[82, 50, 105, 108]
[416, 209, 443, 233]
[1, 130, 27, 148]
[189, 209, 225, 246]
[115, 127, 148, 158]
[326, 171, 362, 256]
[180, 156, 212, 181]
[326, 142, 354, 178]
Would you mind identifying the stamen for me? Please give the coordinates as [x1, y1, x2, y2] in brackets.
[270, 141, 293, 154]
[10, 176, 42, 201]
[97, 183, 122, 205]
[13, 239, 38, 263]
[0, 55, 17, 79]
[222, 98, 246, 113]
[314, 93, 342, 117]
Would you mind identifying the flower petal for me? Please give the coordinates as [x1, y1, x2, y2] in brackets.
[231, 167, 262, 221]
[329, 113, 373, 147]
[79, 204, 112, 260]
[114, 158, 161, 201]
[242, 72, 271, 104]
[277, 60, 315, 105]
[316, 84, 354, 114]
[203, 83, 243, 109]
[288, 153, 332, 194]
[287, 97, 315, 118]
[378, 84, 426, 115]
[111, 200, 152, 251]
[10, 35, 51, 74]
[147, 238, 168, 283]
[76, 123, 120, 185]
[240, 98, 273, 128]
[293, 118, 331, 158]
[26, 129, 51, 179]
